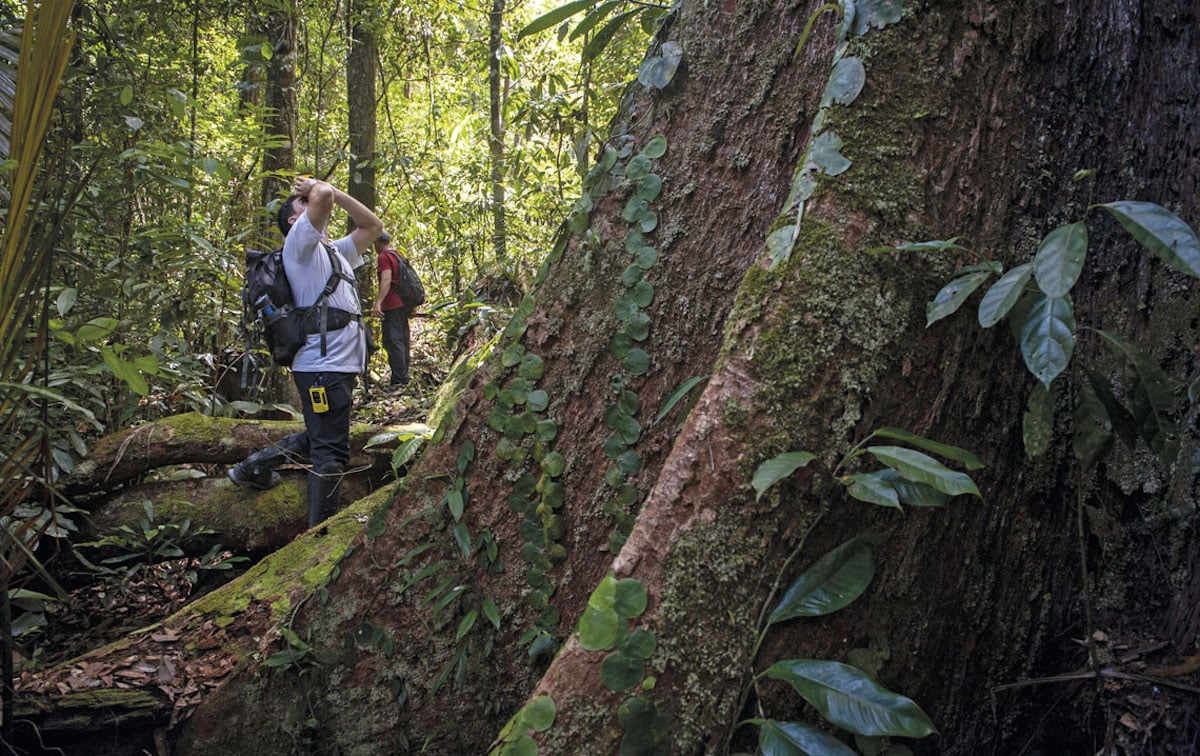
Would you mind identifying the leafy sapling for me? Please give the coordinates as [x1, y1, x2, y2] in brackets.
[923, 188, 1200, 461]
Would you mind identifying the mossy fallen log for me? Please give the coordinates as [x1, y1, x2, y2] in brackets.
[63, 411, 428, 500]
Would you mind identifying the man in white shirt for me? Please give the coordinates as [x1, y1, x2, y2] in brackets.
[228, 176, 382, 527]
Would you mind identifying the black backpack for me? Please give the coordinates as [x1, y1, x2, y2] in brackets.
[385, 249, 426, 308]
[243, 244, 360, 367]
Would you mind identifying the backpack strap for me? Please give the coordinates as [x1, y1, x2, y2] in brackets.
[312, 242, 360, 357]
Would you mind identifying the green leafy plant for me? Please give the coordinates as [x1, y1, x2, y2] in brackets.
[732, 429, 982, 752]
[516, 0, 670, 65]
[925, 189, 1200, 462]
[490, 695, 557, 755]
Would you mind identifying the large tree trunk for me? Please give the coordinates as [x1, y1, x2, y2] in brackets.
[136, 0, 1200, 753]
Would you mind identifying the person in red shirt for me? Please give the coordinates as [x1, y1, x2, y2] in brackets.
[370, 232, 411, 389]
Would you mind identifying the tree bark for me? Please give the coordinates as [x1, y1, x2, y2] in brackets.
[256, 3, 297, 216]
[87, 0, 1200, 753]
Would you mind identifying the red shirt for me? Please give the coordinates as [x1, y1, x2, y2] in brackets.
[378, 247, 408, 310]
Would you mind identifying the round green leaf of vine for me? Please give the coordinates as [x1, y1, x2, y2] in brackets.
[527, 390, 549, 412]
[618, 449, 643, 476]
[605, 433, 629, 459]
[625, 317, 650, 342]
[624, 349, 651, 375]
[520, 353, 545, 380]
[625, 229, 647, 252]
[613, 295, 639, 322]
[624, 196, 649, 223]
[621, 627, 657, 659]
[619, 390, 641, 415]
[523, 696, 557, 732]
[631, 280, 654, 307]
[613, 578, 648, 618]
[616, 483, 638, 506]
[633, 246, 658, 269]
[639, 212, 659, 234]
[502, 343, 524, 367]
[636, 174, 663, 201]
[642, 135, 668, 159]
[627, 154, 651, 180]
[541, 451, 566, 477]
[578, 605, 620, 650]
[601, 651, 645, 692]
[536, 419, 558, 442]
[622, 264, 644, 287]
[610, 332, 633, 359]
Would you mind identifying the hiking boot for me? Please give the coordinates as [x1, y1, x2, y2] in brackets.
[227, 465, 281, 490]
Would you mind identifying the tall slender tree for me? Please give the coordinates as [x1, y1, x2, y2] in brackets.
[488, 0, 507, 261]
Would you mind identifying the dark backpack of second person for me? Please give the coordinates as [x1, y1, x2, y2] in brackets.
[243, 244, 359, 367]
[385, 248, 425, 308]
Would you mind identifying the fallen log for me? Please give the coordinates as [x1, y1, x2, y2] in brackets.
[62, 412, 428, 501]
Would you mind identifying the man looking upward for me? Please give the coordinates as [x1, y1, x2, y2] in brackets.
[228, 176, 383, 527]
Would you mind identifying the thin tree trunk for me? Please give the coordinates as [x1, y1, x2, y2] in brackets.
[488, 0, 507, 261]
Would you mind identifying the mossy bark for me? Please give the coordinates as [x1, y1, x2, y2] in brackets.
[163, 1, 1200, 754]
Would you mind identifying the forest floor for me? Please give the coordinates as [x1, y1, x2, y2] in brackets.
[16, 324, 447, 719]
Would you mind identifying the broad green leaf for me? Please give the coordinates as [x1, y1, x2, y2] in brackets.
[621, 628, 657, 659]
[517, 0, 598, 40]
[119, 84, 132, 105]
[482, 598, 501, 629]
[578, 605, 619, 650]
[822, 57, 866, 107]
[768, 535, 878, 624]
[453, 523, 471, 557]
[638, 41, 683, 90]
[391, 435, 425, 470]
[866, 427, 983, 470]
[845, 471, 901, 509]
[582, 11, 636, 63]
[524, 695, 557, 732]
[613, 578, 647, 618]
[1022, 382, 1055, 458]
[766, 224, 797, 270]
[865, 446, 980, 497]
[601, 651, 645, 691]
[100, 349, 149, 396]
[624, 349, 650, 375]
[1100, 201, 1200, 278]
[527, 390, 549, 412]
[851, 0, 904, 34]
[926, 271, 992, 326]
[1019, 293, 1075, 386]
[1033, 222, 1088, 297]
[874, 469, 950, 507]
[978, 262, 1033, 327]
[447, 489, 464, 520]
[642, 135, 668, 159]
[55, 287, 77, 316]
[568, 0, 623, 41]
[766, 659, 937, 738]
[636, 174, 663, 201]
[542, 451, 567, 477]
[455, 609, 478, 641]
[654, 375, 708, 424]
[753, 719, 857, 756]
[752, 451, 817, 501]
[809, 131, 851, 176]
[633, 245, 658, 269]
[1073, 383, 1110, 470]
[621, 264, 644, 288]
